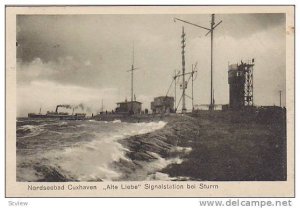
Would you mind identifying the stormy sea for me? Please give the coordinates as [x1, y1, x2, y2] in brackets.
[17, 110, 286, 182]
[16, 118, 186, 182]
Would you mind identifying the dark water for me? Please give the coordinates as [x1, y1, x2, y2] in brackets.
[16, 118, 167, 182]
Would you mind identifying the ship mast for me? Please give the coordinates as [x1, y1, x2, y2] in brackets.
[127, 43, 139, 114]
[101, 99, 104, 112]
[181, 27, 187, 113]
[131, 45, 134, 110]
[174, 14, 222, 111]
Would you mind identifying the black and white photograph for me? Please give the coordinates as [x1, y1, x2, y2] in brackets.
[6, 5, 294, 197]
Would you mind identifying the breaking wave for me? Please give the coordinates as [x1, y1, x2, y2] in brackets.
[17, 119, 169, 182]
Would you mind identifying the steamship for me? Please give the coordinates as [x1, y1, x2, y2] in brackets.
[28, 105, 86, 120]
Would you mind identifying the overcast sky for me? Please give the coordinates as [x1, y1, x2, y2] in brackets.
[16, 13, 286, 116]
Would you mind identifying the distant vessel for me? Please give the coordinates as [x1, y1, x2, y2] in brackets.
[28, 107, 45, 118]
[28, 105, 86, 120]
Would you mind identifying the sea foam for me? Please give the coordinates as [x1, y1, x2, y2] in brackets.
[42, 120, 167, 181]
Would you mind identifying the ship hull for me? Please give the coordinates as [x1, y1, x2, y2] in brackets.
[28, 113, 86, 120]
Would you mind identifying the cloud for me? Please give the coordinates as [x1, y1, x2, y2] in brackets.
[16, 13, 287, 115]
[17, 80, 119, 117]
[17, 57, 56, 83]
[17, 55, 103, 88]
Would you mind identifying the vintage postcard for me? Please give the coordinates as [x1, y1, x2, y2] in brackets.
[5, 5, 294, 197]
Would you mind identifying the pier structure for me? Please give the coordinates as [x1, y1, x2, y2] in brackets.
[174, 14, 222, 111]
[181, 27, 187, 113]
[126, 43, 141, 114]
[116, 100, 142, 114]
[151, 96, 175, 114]
[165, 27, 198, 113]
[228, 59, 255, 110]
